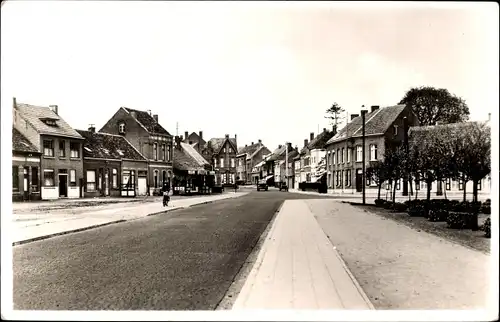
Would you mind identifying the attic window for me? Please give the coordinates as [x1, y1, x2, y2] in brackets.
[119, 123, 125, 134]
[21, 142, 30, 147]
[117, 149, 124, 156]
[41, 118, 57, 126]
[84, 147, 92, 152]
[394, 125, 399, 135]
[102, 148, 110, 154]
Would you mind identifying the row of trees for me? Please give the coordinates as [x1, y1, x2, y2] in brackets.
[367, 121, 491, 204]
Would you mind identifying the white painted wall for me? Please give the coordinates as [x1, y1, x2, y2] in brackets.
[41, 186, 58, 200]
[67, 186, 79, 198]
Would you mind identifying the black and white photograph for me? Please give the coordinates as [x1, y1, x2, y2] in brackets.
[1, 1, 498, 321]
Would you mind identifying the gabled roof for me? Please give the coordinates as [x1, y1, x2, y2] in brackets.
[326, 105, 407, 145]
[15, 103, 83, 139]
[12, 128, 40, 154]
[300, 130, 335, 154]
[267, 145, 288, 162]
[174, 142, 211, 171]
[187, 132, 206, 146]
[279, 150, 299, 164]
[123, 107, 171, 136]
[76, 130, 146, 161]
[238, 142, 263, 157]
[207, 137, 237, 154]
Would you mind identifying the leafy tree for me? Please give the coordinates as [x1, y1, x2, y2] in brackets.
[366, 160, 389, 200]
[325, 102, 345, 135]
[399, 86, 470, 126]
[383, 145, 406, 203]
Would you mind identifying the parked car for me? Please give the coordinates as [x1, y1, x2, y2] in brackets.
[257, 179, 268, 191]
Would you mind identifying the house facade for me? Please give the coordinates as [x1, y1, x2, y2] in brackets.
[293, 155, 301, 189]
[296, 129, 335, 187]
[76, 127, 148, 198]
[203, 134, 238, 186]
[263, 144, 287, 186]
[13, 100, 84, 200]
[278, 145, 299, 187]
[236, 140, 271, 184]
[99, 107, 174, 195]
[12, 128, 42, 201]
[173, 136, 214, 195]
[324, 104, 419, 193]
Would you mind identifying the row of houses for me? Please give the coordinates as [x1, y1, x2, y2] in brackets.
[249, 104, 491, 197]
[12, 98, 273, 201]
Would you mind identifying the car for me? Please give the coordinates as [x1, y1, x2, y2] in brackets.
[257, 179, 268, 191]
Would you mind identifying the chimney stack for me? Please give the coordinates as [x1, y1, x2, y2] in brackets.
[88, 124, 96, 133]
[371, 105, 380, 113]
[147, 109, 152, 116]
[351, 113, 359, 121]
[245, 144, 248, 147]
[153, 114, 158, 122]
[185, 131, 188, 140]
[304, 139, 309, 147]
[49, 105, 58, 115]
[488, 113, 491, 121]
[199, 131, 203, 140]
[258, 139, 262, 143]
[130, 111, 137, 119]
[323, 128, 327, 132]
[310, 132, 314, 141]
[13, 97, 16, 108]
[207, 141, 212, 149]
[235, 134, 237, 142]
[225, 134, 229, 138]
[251, 142, 254, 145]
[287, 142, 293, 150]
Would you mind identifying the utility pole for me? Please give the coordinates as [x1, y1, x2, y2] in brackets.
[285, 142, 289, 189]
[176, 122, 179, 137]
[403, 116, 409, 197]
[361, 108, 368, 205]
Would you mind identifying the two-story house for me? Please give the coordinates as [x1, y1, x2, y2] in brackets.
[236, 140, 271, 184]
[263, 144, 288, 187]
[76, 126, 148, 197]
[203, 134, 238, 186]
[182, 130, 206, 153]
[13, 99, 85, 200]
[293, 154, 301, 189]
[278, 144, 299, 188]
[99, 107, 174, 195]
[324, 104, 419, 194]
[297, 129, 335, 186]
[12, 127, 42, 201]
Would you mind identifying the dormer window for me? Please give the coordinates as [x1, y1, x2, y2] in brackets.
[117, 149, 124, 156]
[119, 123, 125, 134]
[40, 118, 58, 126]
[393, 125, 398, 135]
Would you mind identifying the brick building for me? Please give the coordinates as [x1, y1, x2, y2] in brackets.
[202, 134, 238, 186]
[296, 129, 335, 188]
[13, 99, 84, 200]
[324, 104, 419, 193]
[99, 107, 173, 195]
[236, 140, 271, 184]
[76, 126, 148, 198]
[12, 128, 42, 201]
[182, 131, 206, 153]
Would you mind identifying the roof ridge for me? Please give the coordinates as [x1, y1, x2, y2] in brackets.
[351, 108, 382, 136]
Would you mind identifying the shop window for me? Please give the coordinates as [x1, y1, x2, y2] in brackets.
[70, 169, 76, 186]
[86, 170, 96, 191]
[12, 166, 19, 191]
[112, 169, 118, 188]
[44, 169, 55, 186]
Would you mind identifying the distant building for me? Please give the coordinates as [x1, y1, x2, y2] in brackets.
[297, 129, 335, 186]
[236, 140, 271, 184]
[12, 128, 42, 201]
[13, 99, 84, 200]
[202, 134, 238, 186]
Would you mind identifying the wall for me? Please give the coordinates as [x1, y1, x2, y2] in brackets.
[213, 139, 238, 184]
[123, 159, 149, 196]
[12, 153, 42, 201]
[82, 158, 122, 198]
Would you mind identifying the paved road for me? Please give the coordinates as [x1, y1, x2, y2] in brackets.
[13, 190, 330, 310]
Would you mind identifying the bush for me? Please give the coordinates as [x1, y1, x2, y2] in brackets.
[428, 208, 449, 222]
[482, 217, 491, 238]
[408, 203, 426, 217]
[447, 211, 474, 229]
[481, 199, 491, 214]
[392, 202, 408, 212]
[375, 199, 386, 207]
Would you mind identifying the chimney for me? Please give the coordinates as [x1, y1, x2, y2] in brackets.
[225, 134, 229, 139]
[287, 142, 293, 150]
[350, 113, 359, 121]
[147, 109, 152, 116]
[185, 131, 188, 140]
[310, 132, 314, 141]
[207, 141, 212, 149]
[49, 105, 58, 115]
[304, 139, 309, 147]
[323, 128, 327, 132]
[278, 144, 282, 149]
[13, 97, 16, 108]
[199, 131, 203, 140]
[371, 105, 380, 113]
[235, 134, 237, 142]
[245, 144, 248, 147]
[88, 124, 96, 133]
[130, 111, 137, 119]
[153, 114, 158, 122]
[258, 139, 262, 143]
[488, 113, 491, 121]
[180, 135, 183, 141]
[174, 136, 182, 149]
[251, 142, 254, 145]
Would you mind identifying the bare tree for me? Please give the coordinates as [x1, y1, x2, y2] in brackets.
[324, 102, 345, 135]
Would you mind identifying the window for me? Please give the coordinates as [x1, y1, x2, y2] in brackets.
[160, 144, 165, 161]
[356, 146, 362, 162]
[477, 180, 482, 191]
[366, 170, 371, 186]
[59, 140, 66, 157]
[70, 142, 80, 158]
[86, 170, 96, 191]
[337, 149, 340, 164]
[229, 148, 232, 153]
[458, 179, 463, 190]
[394, 125, 398, 135]
[396, 179, 400, 190]
[167, 145, 171, 161]
[154, 170, 159, 188]
[112, 169, 118, 188]
[98, 169, 103, 190]
[332, 151, 336, 165]
[446, 178, 451, 190]
[223, 148, 226, 153]
[12, 166, 19, 191]
[220, 158, 224, 167]
[43, 140, 54, 157]
[341, 148, 345, 163]
[119, 123, 125, 133]
[153, 143, 158, 160]
[370, 144, 377, 161]
[70, 169, 76, 186]
[44, 169, 55, 186]
[32, 167, 39, 192]
[221, 174, 226, 184]
[231, 158, 235, 167]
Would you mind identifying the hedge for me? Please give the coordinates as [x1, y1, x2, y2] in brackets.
[446, 211, 475, 229]
[428, 209, 449, 222]
[482, 217, 491, 238]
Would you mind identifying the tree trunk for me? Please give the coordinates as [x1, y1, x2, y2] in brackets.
[443, 180, 447, 200]
[377, 183, 381, 200]
[409, 178, 413, 202]
[462, 174, 467, 202]
[392, 179, 397, 204]
[426, 179, 431, 202]
[472, 178, 478, 203]
[471, 178, 479, 231]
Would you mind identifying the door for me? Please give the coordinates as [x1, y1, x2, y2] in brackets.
[23, 167, 30, 200]
[59, 174, 68, 197]
[356, 170, 363, 192]
[104, 169, 109, 196]
[138, 177, 147, 196]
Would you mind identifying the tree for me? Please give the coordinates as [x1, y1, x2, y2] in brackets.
[325, 102, 345, 135]
[366, 160, 389, 200]
[399, 86, 470, 126]
[383, 145, 406, 204]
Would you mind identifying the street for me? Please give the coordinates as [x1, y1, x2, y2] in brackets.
[13, 190, 330, 310]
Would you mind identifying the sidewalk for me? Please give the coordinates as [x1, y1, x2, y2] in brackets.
[232, 199, 374, 310]
[12, 192, 248, 245]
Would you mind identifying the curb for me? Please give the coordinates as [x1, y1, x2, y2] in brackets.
[13, 194, 245, 246]
[12, 219, 127, 246]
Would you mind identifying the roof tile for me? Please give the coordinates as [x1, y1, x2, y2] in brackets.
[12, 128, 39, 153]
[124, 108, 171, 136]
[76, 130, 146, 161]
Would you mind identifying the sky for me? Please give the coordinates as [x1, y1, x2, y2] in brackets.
[2, 1, 498, 151]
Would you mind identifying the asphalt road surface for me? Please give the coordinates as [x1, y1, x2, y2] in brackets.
[13, 190, 330, 310]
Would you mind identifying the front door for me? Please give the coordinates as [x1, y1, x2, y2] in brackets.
[59, 174, 68, 197]
[104, 169, 109, 196]
[23, 167, 30, 200]
[356, 170, 363, 192]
